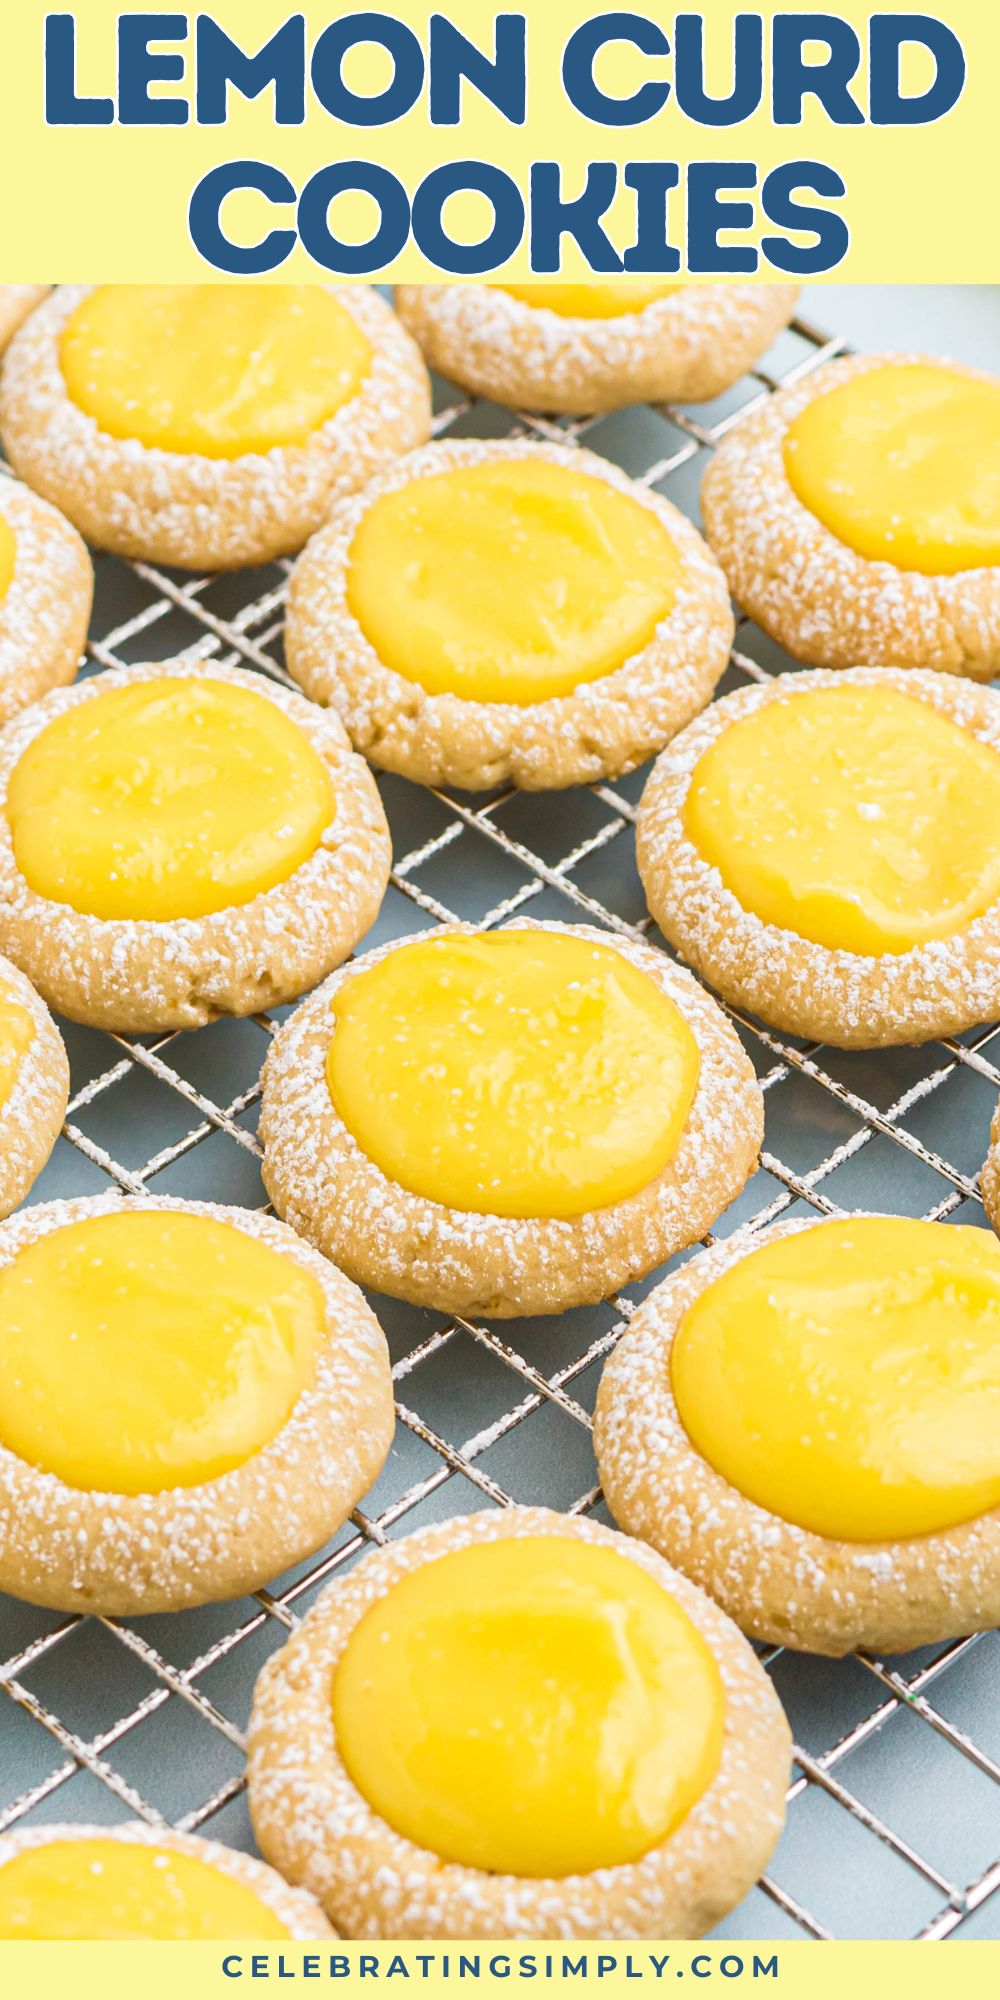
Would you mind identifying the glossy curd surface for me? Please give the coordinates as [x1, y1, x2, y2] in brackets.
[672, 1217, 1000, 1541]
[0, 1210, 327, 1494]
[685, 685, 1000, 955]
[326, 932, 700, 1218]
[61, 285, 371, 458]
[333, 1536, 724, 1876]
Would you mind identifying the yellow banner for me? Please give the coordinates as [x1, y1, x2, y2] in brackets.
[0, 1, 995, 281]
[2, 1941, 998, 2000]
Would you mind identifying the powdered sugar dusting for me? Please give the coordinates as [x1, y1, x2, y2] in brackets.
[0, 287, 49, 355]
[0, 475, 92, 724]
[0, 950, 69, 1216]
[394, 285, 799, 414]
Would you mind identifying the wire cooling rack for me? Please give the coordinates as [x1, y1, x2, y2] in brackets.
[1, 299, 999, 1945]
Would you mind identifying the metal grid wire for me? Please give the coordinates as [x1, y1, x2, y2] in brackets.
[1, 300, 999, 1944]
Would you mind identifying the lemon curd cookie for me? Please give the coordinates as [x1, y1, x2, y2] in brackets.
[702, 351, 1000, 678]
[0, 658, 391, 1032]
[260, 921, 763, 1319]
[0, 1824, 334, 1940]
[0, 284, 431, 570]
[248, 1505, 790, 1940]
[285, 439, 734, 792]
[983, 1098, 1000, 1236]
[637, 666, 1000, 1048]
[0, 475, 92, 726]
[0, 287, 48, 355]
[596, 1214, 1000, 1657]
[0, 952, 68, 1217]
[0, 1193, 394, 1616]
[394, 283, 800, 415]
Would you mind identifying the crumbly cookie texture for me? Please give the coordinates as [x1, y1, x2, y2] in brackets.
[0, 1193, 394, 1617]
[984, 1098, 1000, 1237]
[0, 476, 92, 726]
[0, 658, 392, 1033]
[247, 1506, 791, 1940]
[0, 951, 69, 1218]
[285, 438, 734, 792]
[0, 286, 431, 570]
[260, 919, 764, 1319]
[0, 287, 49, 355]
[594, 1215, 1000, 1657]
[394, 285, 799, 414]
[702, 350, 1000, 678]
[637, 666, 1000, 1049]
[0, 1822, 335, 1938]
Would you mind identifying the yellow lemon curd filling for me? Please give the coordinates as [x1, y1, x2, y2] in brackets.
[497, 283, 682, 319]
[672, 1216, 1000, 1543]
[783, 363, 1000, 574]
[0, 1209, 327, 1494]
[0, 513, 16, 606]
[7, 677, 333, 922]
[347, 457, 682, 706]
[0, 986, 34, 1113]
[326, 930, 700, 1219]
[60, 284, 372, 459]
[333, 1535, 724, 1877]
[684, 684, 1000, 956]
[0, 1840, 290, 1940]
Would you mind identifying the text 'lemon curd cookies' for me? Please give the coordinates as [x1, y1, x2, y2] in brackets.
[286, 438, 734, 792]
[0, 284, 431, 570]
[394, 283, 799, 414]
[702, 351, 1000, 678]
[596, 1214, 1000, 1657]
[0, 475, 92, 726]
[260, 921, 763, 1319]
[0, 287, 49, 356]
[0, 1824, 334, 1939]
[637, 666, 1000, 1048]
[0, 658, 391, 1032]
[0, 1194, 394, 1616]
[248, 1506, 790, 1940]
[983, 1097, 1000, 1237]
[0, 952, 68, 1217]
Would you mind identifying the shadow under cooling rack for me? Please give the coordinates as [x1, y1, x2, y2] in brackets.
[2, 307, 1000, 1944]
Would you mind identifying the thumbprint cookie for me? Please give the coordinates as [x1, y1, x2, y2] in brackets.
[637, 666, 1000, 1047]
[0, 659, 391, 1032]
[0, 1194, 394, 1616]
[260, 921, 763, 1318]
[0, 951, 68, 1216]
[702, 351, 1000, 678]
[285, 439, 733, 792]
[0, 1824, 333, 1939]
[394, 283, 799, 414]
[595, 1213, 1000, 1656]
[248, 1506, 790, 1939]
[0, 284, 431, 569]
[0, 475, 92, 726]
